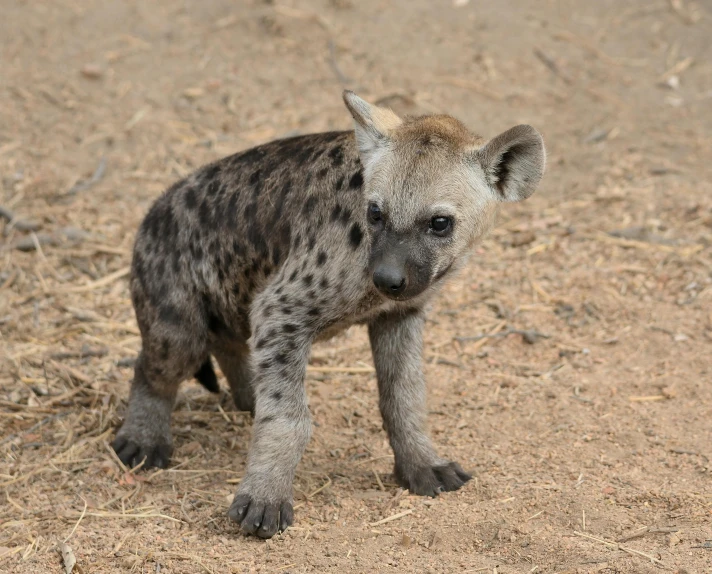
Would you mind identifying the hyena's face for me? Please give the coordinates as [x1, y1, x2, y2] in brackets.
[343, 91, 546, 302]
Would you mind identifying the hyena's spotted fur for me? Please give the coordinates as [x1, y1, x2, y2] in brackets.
[113, 91, 546, 539]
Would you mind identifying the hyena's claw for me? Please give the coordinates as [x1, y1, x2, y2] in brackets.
[396, 461, 472, 497]
[228, 494, 293, 539]
[111, 436, 172, 470]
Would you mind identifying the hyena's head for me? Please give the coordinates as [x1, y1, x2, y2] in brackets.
[343, 90, 546, 302]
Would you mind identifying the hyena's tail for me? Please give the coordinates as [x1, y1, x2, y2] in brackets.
[194, 358, 220, 393]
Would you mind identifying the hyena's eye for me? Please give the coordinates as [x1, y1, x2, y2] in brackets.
[429, 216, 452, 236]
[367, 203, 382, 225]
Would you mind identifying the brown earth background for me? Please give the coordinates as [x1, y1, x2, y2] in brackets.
[1, 0, 711, 572]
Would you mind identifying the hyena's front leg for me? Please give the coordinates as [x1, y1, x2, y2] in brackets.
[227, 293, 313, 538]
[369, 309, 472, 496]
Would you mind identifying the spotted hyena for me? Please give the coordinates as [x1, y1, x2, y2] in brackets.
[112, 90, 546, 538]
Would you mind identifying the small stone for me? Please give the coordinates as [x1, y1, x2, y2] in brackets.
[183, 87, 205, 100]
[81, 64, 103, 79]
[667, 532, 681, 547]
[510, 230, 536, 247]
[61, 226, 88, 241]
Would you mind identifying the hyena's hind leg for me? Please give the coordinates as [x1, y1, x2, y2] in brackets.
[211, 338, 255, 414]
[112, 296, 209, 469]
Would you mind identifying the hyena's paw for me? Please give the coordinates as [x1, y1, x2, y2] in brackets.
[230, 386, 255, 416]
[111, 429, 172, 470]
[228, 493, 294, 539]
[396, 461, 472, 497]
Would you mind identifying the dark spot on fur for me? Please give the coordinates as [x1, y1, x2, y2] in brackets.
[184, 187, 198, 210]
[278, 294, 289, 304]
[275, 353, 287, 365]
[271, 180, 292, 225]
[255, 338, 266, 349]
[303, 196, 317, 215]
[225, 193, 239, 228]
[279, 222, 291, 250]
[272, 246, 281, 266]
[317, 167, 328, 179]
[249, 169, 261, 186]
[142, 205, 162, 239]
[340, 208, 352, 225]
[289, 270, 298, 283]
[316, 251, 327, 266]
[331, 204, 342, 222]
[349, 223, 363, 248]
[349, 171, 363, 189]
[207, 311, 231, 336]
[206, 179, 221, 196]
[248, 225, 268, 257]
[198, 200, 212, 227]
[307, 235, 316, 252]
[329, 145, 344, 166]
[295, 145, 314, 164]
[307, 307, 320, 317]
[259, 360, 272, 370]
[334, 175, 344, 190]
[281, 306, 292, 315]
[191, 243, 204, 261]
[283, 323, 298, 333]
[272, 391, 283, 401]
[244, 202, 256, 220]
[158, 304, 182, 326]
[303, 274, 313, 287]
[259, 415, 275, 424]
[203, 164, 221, 181]
[320, 277, 329, 290]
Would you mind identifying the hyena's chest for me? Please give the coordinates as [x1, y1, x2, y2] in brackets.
[313, 292, 398, 343]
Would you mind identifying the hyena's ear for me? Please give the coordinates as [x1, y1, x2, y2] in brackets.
[475, 125, 546, 202]
[343, 90, 402, 167]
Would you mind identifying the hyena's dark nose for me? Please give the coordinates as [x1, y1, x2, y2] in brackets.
[373, 266, 406, 296]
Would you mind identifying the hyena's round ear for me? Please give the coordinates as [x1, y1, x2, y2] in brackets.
[343, 90, 402, 168]
[475, 125, 546, 202]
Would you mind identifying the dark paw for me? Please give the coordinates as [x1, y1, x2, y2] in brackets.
[231, 388, 255, 416]
[112, 436, 172, 470]
[395, 461, 472, 497]
[228, 494, 293, 539]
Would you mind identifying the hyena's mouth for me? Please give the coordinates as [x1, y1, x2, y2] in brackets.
[432, 263, 453, 283]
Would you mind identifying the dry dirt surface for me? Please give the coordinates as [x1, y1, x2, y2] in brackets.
[2, 1, 712, 572]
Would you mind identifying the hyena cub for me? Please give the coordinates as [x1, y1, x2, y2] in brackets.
[113, 91, 545, 538]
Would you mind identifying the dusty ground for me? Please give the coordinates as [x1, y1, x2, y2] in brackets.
[1, 0, 712, 572]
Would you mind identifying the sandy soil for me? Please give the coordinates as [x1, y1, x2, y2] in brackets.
[1, 1, 711, 572]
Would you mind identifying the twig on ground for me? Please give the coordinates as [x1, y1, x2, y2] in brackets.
[573, 530, 663, 565]
[369, 509, 413, 527]
[66, 157, 107, 195]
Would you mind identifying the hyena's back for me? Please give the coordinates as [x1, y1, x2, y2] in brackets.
[130, 130, 364, 349]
